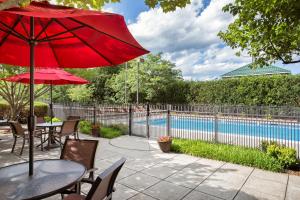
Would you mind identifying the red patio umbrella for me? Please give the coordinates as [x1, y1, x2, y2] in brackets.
[0, 1, 149, 175]
[4, 68, 89, 121]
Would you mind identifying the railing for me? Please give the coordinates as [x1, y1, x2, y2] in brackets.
[52, 103, 300, 158]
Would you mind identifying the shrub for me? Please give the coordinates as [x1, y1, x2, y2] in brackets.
[100, 124, 127, 139]
[79, 120, 92, 135]
[171, 139, 283, 172]
[44, 116, 62, 123]
[33, 102, 49, 117]
[260, 140, 279, 152]
[267, 145, 298, 168]
[0, 100, 9, 119]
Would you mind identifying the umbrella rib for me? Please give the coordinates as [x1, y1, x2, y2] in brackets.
[69, 18, 148, 52]
[0, 16, 24, 46]
[35, 18, 55, 40]
[54, 19, 114, 65]
[37, 25, 85, 43]
[0, 20, 27, 42]
[36, 18, 61, 67]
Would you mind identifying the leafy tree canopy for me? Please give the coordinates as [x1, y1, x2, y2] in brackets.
[0, 0, 191, 12]
[218, 0, 300, 66]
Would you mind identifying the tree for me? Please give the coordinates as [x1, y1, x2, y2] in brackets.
[218, 0, 300, 66]
[67, 85, 95, 103]
[0, 0, 191, 12]
[107, 53, 187, 104]
[0, 65, 48, 119]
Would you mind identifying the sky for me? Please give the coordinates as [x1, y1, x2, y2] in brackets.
[106, 0, 300, 80]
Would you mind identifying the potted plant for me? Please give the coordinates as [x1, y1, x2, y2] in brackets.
[91, 123, 100, 137]
[157, 136, 172, 153]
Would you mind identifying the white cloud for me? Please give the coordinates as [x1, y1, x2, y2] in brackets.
[129, 0, 251, 80]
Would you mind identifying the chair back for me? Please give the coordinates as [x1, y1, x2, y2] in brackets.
[60, 139, 98, 171]
[60, 120, 78, 137]
[86, 158, 126, 200]
[67, 116, 80, 120]
[9, 121, 25, 136]
[36, 116, 45, 123]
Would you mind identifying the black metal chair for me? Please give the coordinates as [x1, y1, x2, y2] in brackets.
[64, 158, 126, 200]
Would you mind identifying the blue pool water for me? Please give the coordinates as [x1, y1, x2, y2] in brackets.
[143, 117, 300, 141]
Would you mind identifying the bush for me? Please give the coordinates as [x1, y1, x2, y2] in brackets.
[100, 124, 127, 139]
[0, 100, 9, 119]
[33, 102, 49, 117]
[260, 140, 279, 152]
[79, 120, 92, 135]
[171, 139, 283, 172]
[267, 145, 298, 168]
[44, 116, 62, 123]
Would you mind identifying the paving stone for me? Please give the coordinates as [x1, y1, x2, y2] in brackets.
[141, 165, 177, 179]
[218, 163, 253, 175]
[124, 159, 159, 171]
[285, 184, 300, 200]
[118, 172, 160, 192]
[158, 155, 198, 170]
[196, 178, 241, 200]
[117, 167, 138, 181]
[112, 183, 139, 200]
[288, 175, 300, 185]
[251, 168, 288, 184]
[242, 176, 286, 199]
[181, 158, 224, 176]
[165, 170, 207, 189]
[235, 187, 283, 200]
[129, 193, 157, 200]
[182, 190, 223, 200]
[143, 181, 191, 200]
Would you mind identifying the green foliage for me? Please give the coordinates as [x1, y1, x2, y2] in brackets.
[67, 85, 95, 103]
[260, 140, 279, 152]
[219, 0, 300, 66]
[188, 75, 300, 106]
[171, 139, 283, 172]
[0, 100, 9, 119]
[44, 116, 62, 123]
[108, 53, 187, 104]
[100, 127, 122, 139]
[79, 120, 92, 135]
[267, 144, 298, 168]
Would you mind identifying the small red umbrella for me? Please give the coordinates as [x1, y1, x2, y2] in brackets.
[0, 1, 149, 175]
[4, 68, 89, 121]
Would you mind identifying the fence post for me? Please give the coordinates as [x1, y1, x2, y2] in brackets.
[214, 113, 218, 142]
[146, 103, 150, 138]
[167, 104, 171, 136]
[129, 104, 132, 136]
[93, 103, 96, 125]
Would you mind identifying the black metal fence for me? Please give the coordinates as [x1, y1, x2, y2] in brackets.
[52, 103, 300, 158]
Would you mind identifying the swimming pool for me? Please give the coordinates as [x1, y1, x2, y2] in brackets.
[142, 117, 300, 141]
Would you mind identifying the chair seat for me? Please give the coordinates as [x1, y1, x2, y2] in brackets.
[64, 194, 86, 200]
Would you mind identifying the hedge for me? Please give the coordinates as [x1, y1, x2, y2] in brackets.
[0, 101, 49, 119]
[188, 75, 300, 106]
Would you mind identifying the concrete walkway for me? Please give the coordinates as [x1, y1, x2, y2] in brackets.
[1, 133, 300, 200]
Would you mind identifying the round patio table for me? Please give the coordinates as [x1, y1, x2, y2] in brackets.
[36, 122, 63, 150]
[0, 159, 86, 200]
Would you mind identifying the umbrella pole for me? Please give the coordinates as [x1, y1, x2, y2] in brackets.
[50, 84, 53, 124]
[29, 16, 35, 176]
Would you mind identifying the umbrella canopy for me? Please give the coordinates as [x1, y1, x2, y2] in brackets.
[0, 1, 149, 175]
[0, 1, 148, 68]
[4, 68, 89, 85]
[4, 68, 89, 123]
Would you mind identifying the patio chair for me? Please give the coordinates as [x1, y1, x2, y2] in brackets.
[9, 121, 43, 155]
[60, 139, 98, 196]
[53, 120, 79, 149]
[67, 116, 81, 139]
[64, 158, 126, 200]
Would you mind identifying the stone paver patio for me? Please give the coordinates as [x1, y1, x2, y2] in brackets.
[1, 132, 300, 200]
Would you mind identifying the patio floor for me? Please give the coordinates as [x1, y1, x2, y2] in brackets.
[1, 132, 300, 200]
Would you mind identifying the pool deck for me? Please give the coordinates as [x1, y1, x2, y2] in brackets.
[1, 132, 300, 200]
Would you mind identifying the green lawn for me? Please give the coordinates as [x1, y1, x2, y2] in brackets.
[100, 127, 123, 139]
[171, 138, 283, 172]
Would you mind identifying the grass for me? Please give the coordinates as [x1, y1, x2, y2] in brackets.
[171, 138, 283, 172]
[79, 120, 126, 139]
[100, 127, 123, 139]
